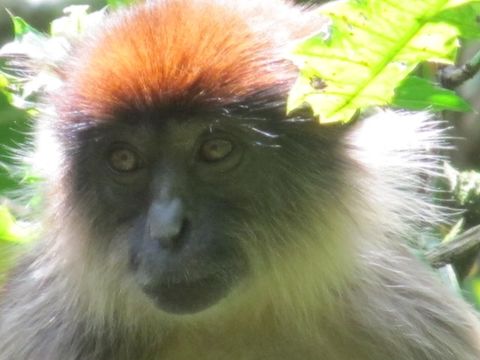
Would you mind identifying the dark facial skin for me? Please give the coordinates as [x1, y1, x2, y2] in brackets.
[125, 119, 251, 313]
[65, 111, 345, 314]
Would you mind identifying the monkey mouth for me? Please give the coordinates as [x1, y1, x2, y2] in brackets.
[142, 272, 232, 314]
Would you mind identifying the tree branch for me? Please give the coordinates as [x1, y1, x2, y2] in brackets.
[439, 49, 480, 89]
[425, 224, 480, 268]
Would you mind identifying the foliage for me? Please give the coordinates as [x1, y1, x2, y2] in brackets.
[0, 5, 106, 280]
[288, 0, 480, 123]
[0, 6, 104, 110]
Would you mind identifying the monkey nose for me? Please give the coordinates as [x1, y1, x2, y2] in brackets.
[147, 199, 189, 250]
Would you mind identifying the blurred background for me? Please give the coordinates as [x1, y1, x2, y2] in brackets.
[0, 0, 105, 191]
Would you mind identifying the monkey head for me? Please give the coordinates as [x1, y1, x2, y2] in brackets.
[39, 1, 360, 317]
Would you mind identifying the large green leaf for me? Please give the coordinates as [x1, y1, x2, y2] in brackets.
[288, 0, 480, 124]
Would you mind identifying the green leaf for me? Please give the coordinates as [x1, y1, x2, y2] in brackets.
[432, 2, 480, 39]
[107, 0, 136, 9]
[0, 206, 30, 244]
[6, 12, 42, 39]
[392, 75, 472, 112]
[0, 73, 11, 102]
[0, 73, 8, 89]
[462, 277, 480, 310]
[472, 278, 480, 308]
[288, 0, 471, 124]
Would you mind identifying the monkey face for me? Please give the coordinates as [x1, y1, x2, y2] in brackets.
[66, 115, 262, 314]
[64, 111, 345, 315]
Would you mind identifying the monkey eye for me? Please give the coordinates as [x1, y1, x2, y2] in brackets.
[199, 139, 234, 162]
[108, 146, 141, 173]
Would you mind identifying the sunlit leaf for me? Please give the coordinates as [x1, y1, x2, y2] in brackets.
[0, 73, 11, 102]
[0, 206, 31, 244]
[463, 277, 480, 310]
[473, 278, 480, 307]
[288, 0, 479, 123]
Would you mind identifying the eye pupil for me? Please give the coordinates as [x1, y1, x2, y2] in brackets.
[109, 148, 139, 172]
[200, 139, 233, 162]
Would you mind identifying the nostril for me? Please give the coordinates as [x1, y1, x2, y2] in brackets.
[158, 218, 190, 250]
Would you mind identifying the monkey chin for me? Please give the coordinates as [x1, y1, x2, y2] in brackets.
[141, 273, 233, 315]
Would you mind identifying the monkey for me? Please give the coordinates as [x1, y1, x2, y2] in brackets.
[0, 0, 480, 359]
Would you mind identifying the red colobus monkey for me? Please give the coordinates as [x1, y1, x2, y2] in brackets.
[1, 1, 480, 359]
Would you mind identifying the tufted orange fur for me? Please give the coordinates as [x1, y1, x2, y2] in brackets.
[58, 0, 324, 120]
